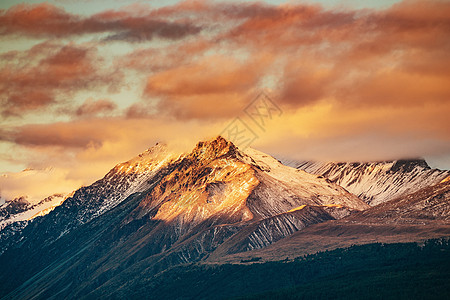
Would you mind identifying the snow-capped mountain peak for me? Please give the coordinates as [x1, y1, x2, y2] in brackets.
[296, 159, 449, 206]
[1, 136, 450, 298]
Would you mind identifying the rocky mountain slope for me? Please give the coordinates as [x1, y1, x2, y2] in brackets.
[0, 194, 65, 230]
[1, 136, 449, 299]
[296, 160, 450, 206]
[0, 194, 68, 254]
[218, 180, 450, 263]
[352, 180, 450, 223]
[0, 143, 179, 250]
[0, 136, 369, 299]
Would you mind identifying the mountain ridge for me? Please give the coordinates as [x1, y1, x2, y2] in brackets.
[295, 159, 449, 206]
[0, 136, 371, 298]
[215, 179, 450, 264]
[0, 136, 449, 299]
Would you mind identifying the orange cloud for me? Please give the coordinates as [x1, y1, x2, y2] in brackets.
[143, 54, 273, 119]
[0, 117, 221, 202]
[145, 55, 264, 96]
[1, 0, 450, 202]
[0, 168, 81, 204]
[76, 99, 117, 117]
[1, 90, 55, 118]
[0, 42, 121, 117]
[254, 101, 450, 164]
[335, 69, 450, 107]
[0, 3, 203, 41]
[119, 38, 214, 72]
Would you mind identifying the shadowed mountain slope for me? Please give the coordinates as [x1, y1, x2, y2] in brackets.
[216, 180, 450, 263]
[0, 136, 368, 299]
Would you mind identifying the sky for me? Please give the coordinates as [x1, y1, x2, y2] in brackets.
[1, 0, 449, 203]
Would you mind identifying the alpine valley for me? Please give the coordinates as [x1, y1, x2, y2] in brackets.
[0, 136, 449, 299]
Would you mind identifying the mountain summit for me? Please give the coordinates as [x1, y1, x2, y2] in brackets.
[125, 135, 368, 245]
[297, 159, 449, 206]
[0, 136, 369, 298]
[1, 136, 448, 299]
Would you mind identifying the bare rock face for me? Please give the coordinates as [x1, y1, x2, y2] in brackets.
[216, 180, 450, 264]
[117, 136, 368, 258]
[127, 136, 257, 226]
[0, 197, 30, 219]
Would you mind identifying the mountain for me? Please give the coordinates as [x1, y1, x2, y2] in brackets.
[0, 136, 369, 299]
[82, 240, 450, 300]
[353, 180, 450, 222]
[219, 180, 450, 264]
[296, 159, 450, 206]
[0, 194, 67, 254]
[1, 136, 449, 299]
[0, 143, 178, 250]
[0, 143, 178, 253]
[0, 194, 65, 229]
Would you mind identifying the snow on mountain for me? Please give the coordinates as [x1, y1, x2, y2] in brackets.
[295, 159, 450, 206]
[91, 143, 180, 219]
[0, 137, 366, 261]
[0, 194, 66, 254]
[243, 148, 369, 216]
[126, 137, 367, 239]
[220, 180, 450, 264]
[39, 143, 181, 238]
[0, 194, 65, 230]
[106, 137, 368, 259]
[0, 143, 177, 234]
[0, 143, 181, 254]
[1, 136, 448, 298]
[352, 180, 450, 222]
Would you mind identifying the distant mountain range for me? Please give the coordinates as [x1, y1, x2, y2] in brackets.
[0, 136, 449, 299]
[0, 194, 65, 229]
[296, 159, 449, 206]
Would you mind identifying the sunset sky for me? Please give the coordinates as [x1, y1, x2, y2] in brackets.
[1, 0, 449, 203]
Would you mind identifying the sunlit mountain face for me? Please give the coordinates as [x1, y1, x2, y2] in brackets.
[1, 0, 449, 204]
[0, 0, 450, 298]
[0, 136, 449, 299]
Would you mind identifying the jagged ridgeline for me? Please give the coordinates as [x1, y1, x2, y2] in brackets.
[0, 136, 449, 299]
[297, 159, 449, 206]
